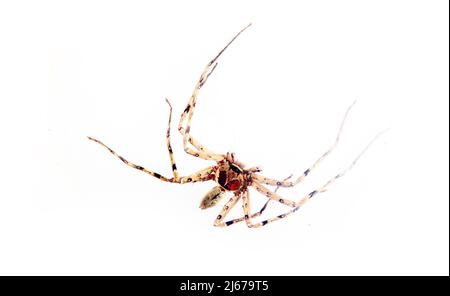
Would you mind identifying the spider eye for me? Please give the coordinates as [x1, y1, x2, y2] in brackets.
[199, 186, 225, 209]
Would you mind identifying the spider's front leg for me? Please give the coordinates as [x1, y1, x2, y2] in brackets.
[177, 24, 252, 162]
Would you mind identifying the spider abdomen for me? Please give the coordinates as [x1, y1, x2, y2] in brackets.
[200, 185, 225, 209]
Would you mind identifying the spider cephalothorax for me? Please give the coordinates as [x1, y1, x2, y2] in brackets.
[215, 153, 249, 191]
[88, 24, 384, 228]
[199, 152, 259, 210]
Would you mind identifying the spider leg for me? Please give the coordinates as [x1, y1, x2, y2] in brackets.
[177, 24, 252, 162]
[241, 190, 253, 228]
[253, 100, 357, 188]
[213, 191, 243, 227]
[237, 189, 285, 228]
[252, 128, 386, 208]
[252, 181, 297, 207]
[221, 174, 292, 227]
[87, 136, 214, 183]
[227, 189, 272, 228]
[179, 130, 223, 161]
[219, 195, 267, 227]
[164, 98, 179, 179]
[247, 129, 388, 227]
[177, 166, 215, 184]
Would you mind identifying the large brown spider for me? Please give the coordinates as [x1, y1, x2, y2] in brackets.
[88, 24, 384, 228]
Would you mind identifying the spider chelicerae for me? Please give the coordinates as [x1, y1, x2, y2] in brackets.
[88, 23, 384, 228]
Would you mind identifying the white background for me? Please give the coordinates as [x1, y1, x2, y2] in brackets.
[0, 0, 448, 276]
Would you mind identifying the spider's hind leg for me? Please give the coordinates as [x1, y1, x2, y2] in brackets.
[253, 100, 357, 188]
[245, 129, 387, 228]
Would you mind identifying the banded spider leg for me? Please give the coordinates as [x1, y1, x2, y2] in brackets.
[215, 100, 356, 227]
[88, 24, 253, 195]
[253, 100, 357, 189]
[244, 129, 387, 228]
[214, 175, 293, 227]
[213, 121, 386, 228]
[88, 98, 214, 184]
[177, 23, 252, 162]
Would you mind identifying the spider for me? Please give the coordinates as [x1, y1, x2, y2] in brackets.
[88, 23, 384, 228]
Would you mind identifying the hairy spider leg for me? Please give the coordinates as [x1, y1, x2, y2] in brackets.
[253, 100, 357, 188]
[87, 136, 214, 184]
[177, 23, 252, 162]
[243, 129, 387, 227]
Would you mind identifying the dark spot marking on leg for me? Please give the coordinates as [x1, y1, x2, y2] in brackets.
[225, 221, 234, 226]
[279, 199, 284, 204]
[276, 181, 282, 186]
[304, 169, 310, 176]
[244, 215, 249, 219]
[278, 214, 285, 219]
[194, 153, 200, 157]
[185, 126, 190, 133]
[154, 173, 162, 179]
[293, 207, 299, 212]
[262, 220, 268, 226]
[308, 190, 317, 198]
[184, 105, 191, 114]
[199, 78, 205, 88]
[187, 177, 192, 182]
[168, 146, 173, 153]
[118, 156, 127, 164]
[135, 165, 144, 170]
[260, 202, 269, 214]
[217, 215, 222, 220]
[172, 163, 177, 171]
